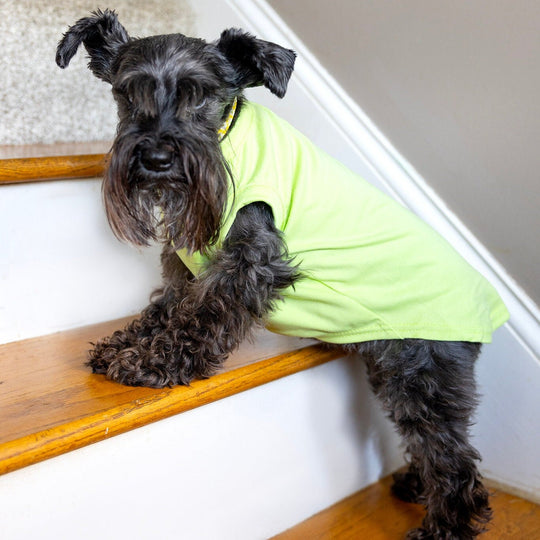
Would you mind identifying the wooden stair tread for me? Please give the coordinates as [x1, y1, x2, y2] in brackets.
[0, 154, 108, 185]
[0, 318, 340, 475]
[272, 475, 540, 539]
[0, 142, 111, 184]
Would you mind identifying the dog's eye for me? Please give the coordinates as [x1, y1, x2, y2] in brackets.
[122, 91, 134, 106]
[194, 97, 207, 110]
[113, 88, 133, 106]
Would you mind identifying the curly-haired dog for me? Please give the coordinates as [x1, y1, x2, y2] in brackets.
[56, 10, 509, 538]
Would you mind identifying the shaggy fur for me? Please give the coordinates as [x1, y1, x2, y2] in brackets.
[57, 10, 492, 538]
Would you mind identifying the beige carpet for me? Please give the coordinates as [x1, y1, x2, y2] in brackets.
[0, 1, 194, 145]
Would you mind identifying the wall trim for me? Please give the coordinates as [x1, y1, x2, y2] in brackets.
[226, 0, 539, 360]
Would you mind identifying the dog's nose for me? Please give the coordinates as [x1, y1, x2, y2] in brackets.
[140, 146, 174, 172]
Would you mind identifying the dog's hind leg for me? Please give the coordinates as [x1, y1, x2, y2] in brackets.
[358, 339, 492, 539]
[102, 202, 299, 387]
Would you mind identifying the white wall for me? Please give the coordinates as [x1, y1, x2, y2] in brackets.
[0, 180, 162, 343]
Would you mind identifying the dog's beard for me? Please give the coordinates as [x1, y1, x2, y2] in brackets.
[103, 130, 229, 254]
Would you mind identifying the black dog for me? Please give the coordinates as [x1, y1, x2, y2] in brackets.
[56, 9, 509, 538]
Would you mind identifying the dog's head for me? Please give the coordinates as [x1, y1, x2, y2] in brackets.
[56, 9, 295, 252]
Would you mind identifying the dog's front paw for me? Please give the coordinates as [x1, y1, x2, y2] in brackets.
[87, 332, 131, 374]
[89, 325, 218, 387]
[100, 346, 189, 388]
[105, 348, 179, 388]
[102, 341, 203, 388]
[88, 313, 169, 375]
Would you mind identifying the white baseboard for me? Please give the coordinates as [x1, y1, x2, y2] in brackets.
[227, 0, 540, 360]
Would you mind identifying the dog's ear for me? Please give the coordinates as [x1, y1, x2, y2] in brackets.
[56, 9, 129, 83]
[216, 29, 296, 98]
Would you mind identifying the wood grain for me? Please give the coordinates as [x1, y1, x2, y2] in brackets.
[0, 318, 341, 475]
[0, 154, 108, 184]
[272, 474, 540, 539]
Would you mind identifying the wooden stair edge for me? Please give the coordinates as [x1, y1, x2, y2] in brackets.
[0, 319, 341, 476]
[0, 153, 108, 184]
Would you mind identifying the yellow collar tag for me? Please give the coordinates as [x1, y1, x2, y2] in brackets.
[217, 97, 238, 142]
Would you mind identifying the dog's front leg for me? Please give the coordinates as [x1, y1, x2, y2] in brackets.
[105, 202, 299, 387]
[87, 244, 193, 378]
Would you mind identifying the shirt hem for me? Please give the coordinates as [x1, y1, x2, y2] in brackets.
[267, 324, 509, 345]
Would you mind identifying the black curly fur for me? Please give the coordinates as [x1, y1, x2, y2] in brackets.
[349, 339, 492, 539]
[58, 12, 493, 538]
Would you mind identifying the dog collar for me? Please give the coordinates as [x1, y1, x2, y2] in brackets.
[217, 97, 238, 141]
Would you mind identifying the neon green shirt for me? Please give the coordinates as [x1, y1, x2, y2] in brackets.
[177, 101, 509, 344]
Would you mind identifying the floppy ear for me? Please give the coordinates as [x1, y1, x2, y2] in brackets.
[216, 28, 296, 98]
[56, 9, 129, 83]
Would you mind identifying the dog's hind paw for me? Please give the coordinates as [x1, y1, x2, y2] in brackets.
[406, 522, 486, 539]
[391, 470, 425, 504]
[406, 528, 437, 540]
